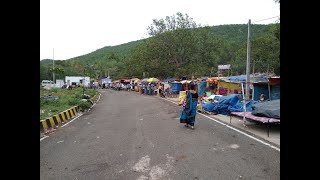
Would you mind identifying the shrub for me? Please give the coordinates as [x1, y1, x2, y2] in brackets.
[74, 92, 83, 99]
[68, 98, 80, 106]
[85, 89, 97, 97]
[78, 100, 92, 111]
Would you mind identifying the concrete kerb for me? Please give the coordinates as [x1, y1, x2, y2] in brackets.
[40, 92, 101, 134]
[88, 92, 101, 112]
[89, 92, 100, 104]
[40, 106, 80, 134]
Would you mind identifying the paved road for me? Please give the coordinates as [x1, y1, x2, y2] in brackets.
[40, 89, 280, 180]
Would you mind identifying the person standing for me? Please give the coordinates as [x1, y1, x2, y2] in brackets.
[179, 83, 198, 129]
[147, 83, 151, 95]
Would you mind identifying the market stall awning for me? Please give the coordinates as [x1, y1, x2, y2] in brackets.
[147, 77, 160, 83]
[134, 79, 141, 83]
[180, 80, 192, 84]
[141, 78, 149, 83]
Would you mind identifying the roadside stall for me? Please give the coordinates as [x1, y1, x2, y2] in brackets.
[147, 78, 160, 95]
[134, 79, 141, 92]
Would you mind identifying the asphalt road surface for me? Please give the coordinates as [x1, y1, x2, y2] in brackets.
[40, 89, 280, 180]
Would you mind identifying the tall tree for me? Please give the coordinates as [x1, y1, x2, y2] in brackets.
[147, 12, 200, 36]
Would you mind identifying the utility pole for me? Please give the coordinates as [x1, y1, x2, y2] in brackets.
[245, 19, 251, 100]
[252, 58, 255, 85]
[53, 48, 55, 83]
[83, 68, 85, 97]
[243, 19, 251, 127]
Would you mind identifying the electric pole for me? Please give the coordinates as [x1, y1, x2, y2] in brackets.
[243, 19, 251, 127]
[53, 48, 55, 83]
[245, 19, 251, 100]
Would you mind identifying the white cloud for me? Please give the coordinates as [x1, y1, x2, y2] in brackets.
[40, 0, 279, 60]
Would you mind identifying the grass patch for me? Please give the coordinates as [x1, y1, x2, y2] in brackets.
[40, 87, 97, 120]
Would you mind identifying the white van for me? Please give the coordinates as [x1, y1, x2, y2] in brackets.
[41, 80, 54, 89]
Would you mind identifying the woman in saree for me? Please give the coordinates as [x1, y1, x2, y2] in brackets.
[180, 83, 198, 129]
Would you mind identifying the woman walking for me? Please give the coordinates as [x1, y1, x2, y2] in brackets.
[180, 83, 198, 129]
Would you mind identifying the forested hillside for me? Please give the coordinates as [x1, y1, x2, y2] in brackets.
[40, 13, 279, 82]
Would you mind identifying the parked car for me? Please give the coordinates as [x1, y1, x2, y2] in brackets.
[41, 80, 54, 88]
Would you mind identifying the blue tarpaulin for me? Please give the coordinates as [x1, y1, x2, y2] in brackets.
[252, 99, 280, 119]
[202, 94, 259, 115]
[271, 86, 280, 100]
[171, 82, 182, 93]
[228, 100, 258, 113]
[221, 74, 269, 83]
[196, 81, 207, 97]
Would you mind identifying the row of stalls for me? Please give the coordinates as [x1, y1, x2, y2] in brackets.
[105, 74, 280, 137]
[105, 74, 280, 102]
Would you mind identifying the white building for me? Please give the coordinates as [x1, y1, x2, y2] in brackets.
[65, 76, 90, 87]
[55, 79, 64, 88]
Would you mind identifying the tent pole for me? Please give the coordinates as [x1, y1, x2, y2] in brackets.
[268, 82, 271, 100]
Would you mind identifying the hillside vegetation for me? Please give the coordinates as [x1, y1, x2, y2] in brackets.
[40, 12, 279, 81]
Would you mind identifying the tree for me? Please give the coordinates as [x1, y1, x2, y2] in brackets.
[251, 34, 280, 75]
[130, 13, 245, 78]
[49, 67, 65, 80]
[40, 64, 49, 82]
[147, 12, 200, 36]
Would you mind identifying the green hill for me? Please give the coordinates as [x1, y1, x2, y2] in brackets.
[209, 24, 272, 44]
[40, 23, 279, 81]
[41, 24, 272, 63]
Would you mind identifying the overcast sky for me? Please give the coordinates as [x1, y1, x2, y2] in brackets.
[40, 0, 279, 61]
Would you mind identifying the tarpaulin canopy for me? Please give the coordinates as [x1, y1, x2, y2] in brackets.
[161, 77, 177, 82]
[122, 79, 131, 83]
[268, 77, 280, 85]
[196, 81, 207, 97]
[141, 78, 149, 83]
[134, 79, 141, 83]
[147, 77, 160, 83]
[221, 74, 269, 83]
[180, 80, 191, 84]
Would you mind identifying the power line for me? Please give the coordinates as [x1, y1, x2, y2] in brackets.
[252, 15, 279, 23]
